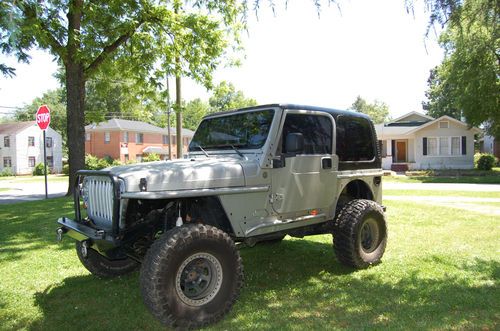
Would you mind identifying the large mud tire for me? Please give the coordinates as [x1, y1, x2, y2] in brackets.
[140, 224, 243, 329]
[334, 199, 387, 269]
[76, 242, 138, 278]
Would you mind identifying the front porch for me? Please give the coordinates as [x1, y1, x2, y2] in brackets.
[380, 138, 416, 171]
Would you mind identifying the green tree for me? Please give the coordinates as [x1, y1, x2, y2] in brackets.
[350, 96, 391, 124]
[183, 98, 210, 130]
[208, 81, 257, 112]
[422, 66, 462, 120]
[1, 1, 243, 192]
[422, 0, 499, 137]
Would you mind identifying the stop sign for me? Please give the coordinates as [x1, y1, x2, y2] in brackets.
[36, 105, 51, 131]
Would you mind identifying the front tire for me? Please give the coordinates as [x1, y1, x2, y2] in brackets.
[76, 242, 138, 278]
[334, 199, 387, 269]
[140, 224, 243, 329]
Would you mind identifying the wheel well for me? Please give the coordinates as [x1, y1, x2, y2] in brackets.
[123, 196, 234, 236]
[336, 180, 374, 216]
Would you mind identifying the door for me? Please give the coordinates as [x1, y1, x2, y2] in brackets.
[396, 140, 407, 162]
[271, 111, 337, 215]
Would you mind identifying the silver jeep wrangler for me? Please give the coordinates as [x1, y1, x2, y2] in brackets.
[57, 104, 387, 328]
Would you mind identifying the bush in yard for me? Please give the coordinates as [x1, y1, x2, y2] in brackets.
[475, 153, 496, 170]
[33, 163, 46, 176]
[62, 164, 69, 175]
[142, 153, 161, 162]
[0, 168, 14, 177]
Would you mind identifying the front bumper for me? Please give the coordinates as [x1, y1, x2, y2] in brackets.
[57, 217, 120, 252]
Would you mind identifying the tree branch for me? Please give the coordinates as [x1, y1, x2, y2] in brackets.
[20, 3, 66, 62]
[85, 20, 145, 77]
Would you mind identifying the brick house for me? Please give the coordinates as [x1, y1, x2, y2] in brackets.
[85, 119, 194, 162]
[0, 121, 63, 174]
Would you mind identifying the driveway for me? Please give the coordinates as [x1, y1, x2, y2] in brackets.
[0, 178, 69, 204]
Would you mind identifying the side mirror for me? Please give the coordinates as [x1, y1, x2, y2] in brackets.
[285, 133, 304, 154]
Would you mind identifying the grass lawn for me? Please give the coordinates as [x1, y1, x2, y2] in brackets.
[0, 197, 498, 330]
[384, 168, 500, 184]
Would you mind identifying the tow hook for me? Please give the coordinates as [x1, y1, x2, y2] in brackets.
[81, 240, 90, 258]
[56, 227, 67, 242]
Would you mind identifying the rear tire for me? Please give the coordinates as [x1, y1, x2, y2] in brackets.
[76, 242, 138, 278]
[333, 199, 387, 269]
[140, 224, 243, 329]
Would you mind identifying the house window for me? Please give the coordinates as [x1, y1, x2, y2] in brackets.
[136, 133, 144, 144]
[28, 136, 35, 147]
[3, 157, 12, 168]
[439, 121, 449, 129]
[163, 135, 169, 145]
[123, 131, 129, 143]
[104, 132, 111, 144]
[439, 137, 449, 155]
[86, 132, 91, 141]
[136, 154, 143, 162]
[451, 137, 461, 155]
[47, 156, 53, 168]
[427, 138, 438, 155]
[4, 136, 10, 147]
[46, 137, 53, 148]
[28, 156, 36, 167]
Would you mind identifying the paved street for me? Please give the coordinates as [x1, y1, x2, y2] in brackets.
[383, 182, 500, 192]
[0, 178, 68, 204]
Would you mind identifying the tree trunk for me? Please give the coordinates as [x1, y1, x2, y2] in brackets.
[65, 62, 86, 195]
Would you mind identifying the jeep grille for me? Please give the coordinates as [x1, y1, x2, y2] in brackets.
[84, 176, 114, 228]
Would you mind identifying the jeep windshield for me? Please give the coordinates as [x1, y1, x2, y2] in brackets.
[189, 109, 275, 152]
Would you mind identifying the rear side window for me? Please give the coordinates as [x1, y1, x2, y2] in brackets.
[336, 116, 375, 161]
[281, 114, 332, 154]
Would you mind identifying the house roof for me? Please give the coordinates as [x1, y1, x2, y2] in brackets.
[85, 118, 195, 136]
[374, 124, 415, 137]
[388, 111, 434, 124]
[0, 121, 37, 135]
[405, 115, 482, 135]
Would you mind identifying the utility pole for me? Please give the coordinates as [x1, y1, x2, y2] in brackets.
[175, 73, 182, 158]
[166, 76, 172, 160]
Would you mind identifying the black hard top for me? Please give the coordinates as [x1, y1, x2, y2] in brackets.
[206, 103, 371, 121]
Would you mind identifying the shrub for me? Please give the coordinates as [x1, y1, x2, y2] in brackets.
[85, 154, 122, 170]
[143, 153, 161, 162]
[62, 164, 69, 175]
[33, 163, 46, 176]
[476, 153, 497, 171]
[0, 168, 14, 177]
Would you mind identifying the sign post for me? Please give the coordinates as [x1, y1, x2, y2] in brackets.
[36, 105, 51, 199]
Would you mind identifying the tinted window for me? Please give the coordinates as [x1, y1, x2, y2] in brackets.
[189, 109, 274, 151]
[336, 116, 375, 161]
[281, 114, 332, 154]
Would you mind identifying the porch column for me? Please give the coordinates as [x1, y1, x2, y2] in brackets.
[386, 139, 392, 157]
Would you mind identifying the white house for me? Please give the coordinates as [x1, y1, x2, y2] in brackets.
[375, 112, 481, 171]
[0, 121, 63, 175]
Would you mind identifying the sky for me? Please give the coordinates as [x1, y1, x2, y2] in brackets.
[0, 0, 444, 119]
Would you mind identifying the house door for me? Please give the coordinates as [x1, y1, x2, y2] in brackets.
[396, 141, 407, 162]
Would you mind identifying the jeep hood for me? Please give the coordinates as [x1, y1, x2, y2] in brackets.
[108, 158, 245, 192]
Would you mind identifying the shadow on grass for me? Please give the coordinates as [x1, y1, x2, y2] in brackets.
[0, 197, 74, 262]
[31, 239, 499, 330]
